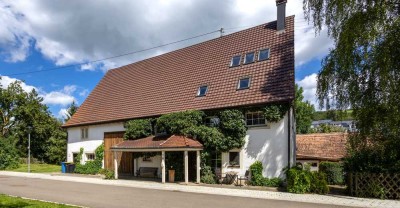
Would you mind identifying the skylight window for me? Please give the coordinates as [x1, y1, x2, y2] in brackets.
[197, 85, 208, 96]
[230, 55, 241, 67]
[244, 52, 255, 64]
[258, 48, 270, 61]
[237, 77, 250, 90]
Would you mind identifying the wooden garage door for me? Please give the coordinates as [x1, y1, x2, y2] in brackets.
[104, 132, 133, 175]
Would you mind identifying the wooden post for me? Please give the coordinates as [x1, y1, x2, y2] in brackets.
[133, 154, 137, 176]
[161, 151, 165, 184]
[114, 151, 118, 179]
[184, 151, 188, 184]
[196, 150, 200, 184]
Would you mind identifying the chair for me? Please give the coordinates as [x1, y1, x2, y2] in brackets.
[215, 168, 226, 184]
[236, 170, 250, 186]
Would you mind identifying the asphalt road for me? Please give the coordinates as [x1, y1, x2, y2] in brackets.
[0, 175, 353, 208]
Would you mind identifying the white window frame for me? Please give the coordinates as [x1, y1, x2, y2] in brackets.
[258, 48, 270, 61]
[228, 151, 240, 167]
[230, 55, 241, 67]
[86, 153, 95, 161]
[245, 111, 267, 126]
[243, 52, 255, 64]
[237, 77, 251, 90]
[197, 85, 208, 97]
[81, 127, 89, 139]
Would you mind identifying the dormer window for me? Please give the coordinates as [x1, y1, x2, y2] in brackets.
[230, 55, 241, 67]
[244, 52, 255, 64]
[258, 48, 270, 61]
[197, 85, 208, 97]
[237, 77, 251, 90]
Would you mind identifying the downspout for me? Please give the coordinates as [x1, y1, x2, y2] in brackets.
[287, 103, 291, 168]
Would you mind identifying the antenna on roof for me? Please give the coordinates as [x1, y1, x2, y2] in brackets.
[219, 28, 224, 37]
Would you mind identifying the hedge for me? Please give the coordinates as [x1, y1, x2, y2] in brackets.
[319, 162, 344, 185]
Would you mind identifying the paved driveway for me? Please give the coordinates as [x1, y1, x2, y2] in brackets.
[0, 175, 352, 208]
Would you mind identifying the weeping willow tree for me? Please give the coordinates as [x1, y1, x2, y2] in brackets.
[303, 0, 400, 172]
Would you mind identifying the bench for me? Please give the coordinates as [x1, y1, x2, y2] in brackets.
[136, 167, 158, 178]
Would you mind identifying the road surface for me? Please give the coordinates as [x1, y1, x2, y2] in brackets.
[0, 175, 353, 208]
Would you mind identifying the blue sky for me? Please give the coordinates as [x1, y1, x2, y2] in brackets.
[0, 0, 333, 118]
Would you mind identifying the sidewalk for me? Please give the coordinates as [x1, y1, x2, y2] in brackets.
[1, 171, 399, 208]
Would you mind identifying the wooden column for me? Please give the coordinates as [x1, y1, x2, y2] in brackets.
[196, 150, 200, 184]
[184, 151, 188, 184]
[161, 151, 165, 184]
[113, 151, 118, 179]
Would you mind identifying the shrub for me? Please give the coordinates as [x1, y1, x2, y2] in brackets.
[74, 144, 104, 175]
[0, 137, 19, 170]
[99, 169, 115, 180]
[310, 172, 329, 194]
[319, 162, 344, 185]
[200, 166, 216, 184]
[124, 119, 152, 140]
[286, 167, 329, 194]
[249, 161, 282, 187]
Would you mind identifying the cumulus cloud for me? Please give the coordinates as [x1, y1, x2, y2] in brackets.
[57, 108, 68, 119]
[79, 89, 89, 97]
[0, 0, 333, 71]
[0, 75, 36, 92]
[296, 73, 322, 110]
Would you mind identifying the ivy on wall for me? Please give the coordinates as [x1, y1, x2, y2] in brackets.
[124, 119, 152, 140]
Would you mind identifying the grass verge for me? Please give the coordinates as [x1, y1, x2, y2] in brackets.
[6, 164, 61, 173]
[0, 194, 77, 207]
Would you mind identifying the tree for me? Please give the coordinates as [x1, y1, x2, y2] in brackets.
[65, 101, 78, 122]
[295, 84, 315, 134]
[304, 0, 400, 172]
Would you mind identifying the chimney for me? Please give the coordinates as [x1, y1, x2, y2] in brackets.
[276, 0, 287, 32]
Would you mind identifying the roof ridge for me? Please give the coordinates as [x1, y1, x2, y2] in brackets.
[159, 135, 173, 147]
[184, 136, 189, 147]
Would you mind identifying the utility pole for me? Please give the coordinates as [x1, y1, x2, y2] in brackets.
[219, 28, 224, 37]
[27, 126, 32, 173]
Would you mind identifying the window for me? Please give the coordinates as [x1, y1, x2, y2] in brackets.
[230, 55, 241, 67]
[244, 52, 255, 64]
[246, 112, 266, 126]
[197, 85, 208, 97]
[229, 152, 240, 167]
[205, 117, 220, 127]
[237, 77, 250, 90]
[258, 48, 270, 61]
[86, 153, 95, 161]
[81, 127, 89, 139]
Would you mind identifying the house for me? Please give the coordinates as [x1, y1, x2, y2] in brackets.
[63, 0, 295, 183]
[296, 133, 347, 171]
[311, 120, 357, 132]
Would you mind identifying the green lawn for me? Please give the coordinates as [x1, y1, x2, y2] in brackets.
[0, 194, 76, 207]
[6, 164, 61, 173]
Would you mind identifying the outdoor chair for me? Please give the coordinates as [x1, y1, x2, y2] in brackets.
[236, 170, 250, 186]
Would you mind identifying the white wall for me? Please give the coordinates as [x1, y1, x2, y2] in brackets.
[135, 155, 162, 177]
[221, 111, 294, 179]
[67, 122, 125, 164]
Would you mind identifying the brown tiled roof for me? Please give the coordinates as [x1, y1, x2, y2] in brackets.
[296, 133, 348, 161]
[64, 16, 295, 127]
[111, 135, 203, 150]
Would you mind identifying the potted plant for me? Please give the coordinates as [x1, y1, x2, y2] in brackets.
[168, 166, 175, 182]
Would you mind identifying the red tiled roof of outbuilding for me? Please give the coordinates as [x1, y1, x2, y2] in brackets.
[111, 135, 203, 150]
[64, 16, 295, 127]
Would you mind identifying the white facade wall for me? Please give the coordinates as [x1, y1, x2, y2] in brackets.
[67, 109, 295, 178]
[221, 110, 295, 179]
[67, 122, 125, 164]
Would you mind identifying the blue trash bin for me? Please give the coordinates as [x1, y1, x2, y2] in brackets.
[61, 162, 67, 173]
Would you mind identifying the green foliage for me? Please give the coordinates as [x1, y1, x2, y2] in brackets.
[286, 167, 329, 194]
[0, 79, 67, 164]
[124, 119, 152, 140]
[313, 110, 354, 121]
[304, 1, 400, 174]
[295, 84, 315, 134]
[310, 172, 330, 194]
[183, 125, 225, 151]
[156, 110, 204, 134]
[74, 144, 104, 175]
[249, 161, 282, 187]
[219, 110, 247, 149]
[319, 162, 344, 185]
[200, 165, 216, 184]
[64, 101, 78, 122]
[263, 104, 289, 123]
[165, 152, 184, 181]
[99, 169, 115, 180]
[0, 136, 19, 170]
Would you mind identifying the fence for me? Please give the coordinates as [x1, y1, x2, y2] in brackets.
[348, 172, 400, 199]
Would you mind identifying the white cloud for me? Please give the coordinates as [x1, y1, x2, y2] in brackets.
[41, 91, 75, 106]
[79, 89, 89, 97]
[0, 75, 36, 92]
[0, 0, 333, 71]
[57, 108, 68, 119]
[296, 73, 321, 109]
[62, 85, 77, 95]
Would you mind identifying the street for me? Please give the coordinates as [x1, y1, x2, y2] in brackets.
[0, 175, 353, 208]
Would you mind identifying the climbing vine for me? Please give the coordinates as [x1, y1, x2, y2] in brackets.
[262, 104, 290, 123]
[124, 119, 152, 140]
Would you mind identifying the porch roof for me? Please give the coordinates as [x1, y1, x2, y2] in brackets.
[111, 134, 203, 152]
